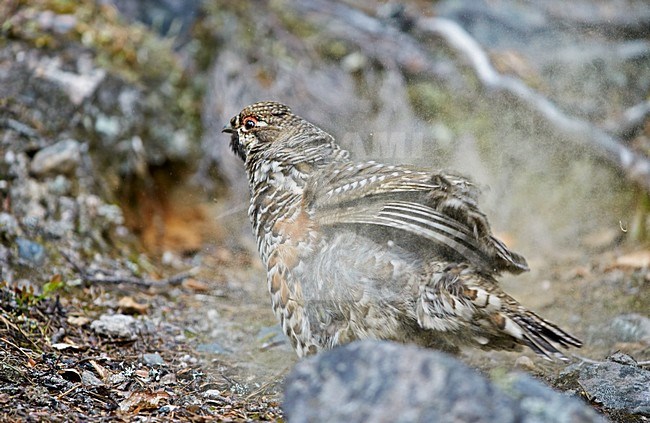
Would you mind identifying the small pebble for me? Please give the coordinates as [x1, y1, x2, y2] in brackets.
[202, 389, 222, 399]
[47, 175, 72, 196]
[0, 213, 19, 237]
[90, 313, 147, 339]
[37, 10, 77, 34]
[30, 139, 81, 176]
[608, 352, 638, 366]
[81, 370, 104, 387]
[97, 204, 124, 225]
[142, 353, 165, 366]
[158, 405, 178, 414]
[95, 115, 121, 138]
[16, 237, 45, 265]
[160, 373, 176, 385]
[341, 52, 367, 72]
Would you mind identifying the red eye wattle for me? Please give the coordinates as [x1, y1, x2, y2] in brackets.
[243, 116, 257, 130]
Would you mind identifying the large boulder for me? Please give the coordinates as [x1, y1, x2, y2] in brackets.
[284, 340, 604, 423]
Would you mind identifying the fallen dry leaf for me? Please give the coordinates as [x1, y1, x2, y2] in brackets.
[67, 315, 91, 326]
[118, 390, 171, 412]
[118, 296, 149, 315]
[89, 360, 110, 380]
[51, 342, 81, 351]
[135, 369, 150, 379]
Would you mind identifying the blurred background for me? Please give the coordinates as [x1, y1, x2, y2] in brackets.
[3, 0, 648, 258]
[1, 0, 649, 420]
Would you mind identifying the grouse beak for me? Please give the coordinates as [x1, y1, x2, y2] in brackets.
[222, 125, 234, 134]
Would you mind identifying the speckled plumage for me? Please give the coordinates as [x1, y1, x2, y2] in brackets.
[223, 101, 582, 359]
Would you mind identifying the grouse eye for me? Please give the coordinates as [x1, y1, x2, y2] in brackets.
[243, 116, 257, 130]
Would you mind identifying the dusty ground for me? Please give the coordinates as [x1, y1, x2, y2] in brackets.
[1, 198, 649, 421]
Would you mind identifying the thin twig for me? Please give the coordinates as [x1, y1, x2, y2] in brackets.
[82, 268, 199, 287]
[59, 250, 198, 287]
[57, 383, 81, 400]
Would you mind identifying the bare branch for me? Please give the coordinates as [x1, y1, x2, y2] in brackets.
[417, 17, 650, 191]
[81, 269, 198, 288]
[60, 250, 197, 288]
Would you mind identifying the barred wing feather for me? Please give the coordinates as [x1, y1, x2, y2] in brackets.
[308, 163, 529, 274]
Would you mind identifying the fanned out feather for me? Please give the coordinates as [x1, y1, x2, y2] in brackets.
[317, 200, 492, 269]
[310, 163, 439, 207]
[305, 162, 529, 274]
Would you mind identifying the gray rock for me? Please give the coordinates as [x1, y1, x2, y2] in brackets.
[96, 203, 125, 226]
[30, 139, 81, 176]
[284, 340, 603, 423]
[494, 372, 603, 423]
[94, 114, 121, 139]
[0, 213, 20, 238]
[15, 237, 45, 265]
[608, 314, 650, 343]
[46, 175, 72, 196]
[196, 342, 229, 354]
[0, 244, 12, 283]
[558, 353, 650, 419]
[142, 353, 165, 366]
[202, 389, 226, 400]
[158, 404, 179, 414]
[108, 372, 127, 385]
[81, 370, 104, 387]
[90, 313, 149, 339]
[34, 55, 106, 107]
